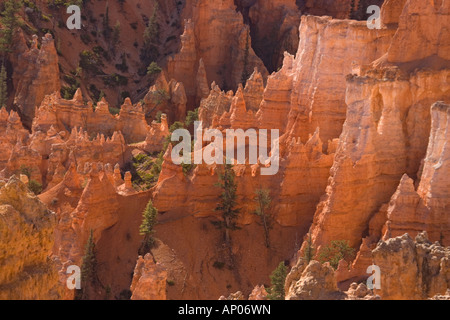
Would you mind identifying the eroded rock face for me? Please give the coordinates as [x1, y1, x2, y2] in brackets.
[387, 0, 450, 65]
[372, 232, 450, 300]
[13, 33, 60, 128]
[284, 15, 394, 144]
[156, 4, 396, 242]
[306, 0, 450, 254]
[285, 260, 344, 300]
[142, 73, 187, 124]
[248, 285, 268, 300]
[130, 253, 167, 300]
[285, 232, 449, 300]
[219, 291, 245, 300]
[33, 91, 150, 144]
[247, 0, 301, 72]
[0, 0, 449, 301]
[167, 0, 269, 103]
[382, 109, 450, 245]
[0, 176, 63, 299]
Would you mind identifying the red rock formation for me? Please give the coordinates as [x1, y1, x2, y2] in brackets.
[380, 102, 450, 245]
[198, 82, 234, 128]
[130, 254, 167, 300]
[284, 15, 394, 144]
[137, 114, 170, 154]
[167, 0, 269, 103]
[373, 232, 450, 300]
[285, 260, 345, 300]
[247, 0, 301, 71]
[1, 0, 449, 301]
[305, 0, 450, 254]
[13, 33, 60, 128]
[44, 128, 129, 189]
[387, 0, 450, 65]
[142, 72, 187, 124]
[248, 285, 268, 300]
[0, 109, 29, 170]
[33, 91, 150, 144]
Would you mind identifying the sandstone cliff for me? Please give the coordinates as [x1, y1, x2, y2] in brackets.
[305, 0, 450, 260]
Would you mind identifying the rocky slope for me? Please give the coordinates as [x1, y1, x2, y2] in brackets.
[285, 232, 449, 300]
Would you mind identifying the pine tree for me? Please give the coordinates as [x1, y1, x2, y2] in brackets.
[215, 164, 240, 246]
[254, 189, 273, 248]
[139, 199, 158, 253]
[141, 3, 159, 64]
[303, 233, 314, 263]
[102, 3, 110, 39]
[0, 0, 23, 54]
[80, 229, 98, 300]
[0, 64, 7, 108]
[241, 30, 250, 85]
[111, 20, 121, 54]
[267, 262, 288, 300]
[144, 3, 159, 45]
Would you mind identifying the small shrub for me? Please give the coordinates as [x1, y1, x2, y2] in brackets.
[103, 73, 128, 87]
[80, 33, 91, 45]
[151, 89, 169, 106]
[213, 261, 225, 270]
[109, 106, 121, 116]
[185, 108, 199, 127]
[28, 180, 42, 195]
[318, 240, 355, 270]
[115, 54, 128, 72]
[19, 165, 32, 179]
[79, 50, 104, 75]
[147, 61, 162, 76]
[167, 280, 175, 286]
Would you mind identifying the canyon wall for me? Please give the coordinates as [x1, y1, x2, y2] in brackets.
[167, 0, 269, 105]
[305, 0, 450, 257]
